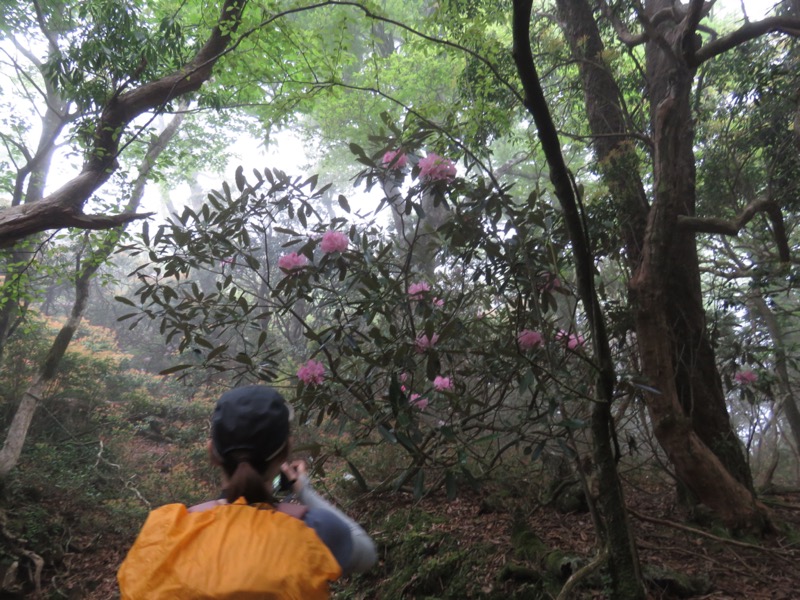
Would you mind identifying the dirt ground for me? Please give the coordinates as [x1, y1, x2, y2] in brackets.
[31, 476, 800, 599]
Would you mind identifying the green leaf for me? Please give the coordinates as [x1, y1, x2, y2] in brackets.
[346, 460, 369, 492]
[377, 425, 397, 443]
[235, 165, 246, 191]
[413, 469, 425, 500]
[206, 345, 228, 360]
[159, 364, 193, 375]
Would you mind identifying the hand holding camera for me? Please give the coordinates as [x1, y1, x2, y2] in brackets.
[278, 460, 308, 493]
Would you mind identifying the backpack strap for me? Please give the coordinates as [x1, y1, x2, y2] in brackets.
[276, 502, 308, 520]
[187, 499, 226, 513]
[187, 498, 308, 520]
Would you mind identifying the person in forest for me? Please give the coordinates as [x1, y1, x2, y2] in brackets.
[117, 384, 377, 599]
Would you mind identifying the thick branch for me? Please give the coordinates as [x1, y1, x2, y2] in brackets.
[692, 16, 800, 66]
[598, 0, 648, 47]
[677, 198, 791, 262]
[0, 0, 246, 247]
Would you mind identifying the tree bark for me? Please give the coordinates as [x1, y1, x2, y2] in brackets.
[626, 0, 768, 529]
[555, 0, 765, 529]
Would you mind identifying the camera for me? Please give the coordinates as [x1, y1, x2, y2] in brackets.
[274, 471, 294, 492]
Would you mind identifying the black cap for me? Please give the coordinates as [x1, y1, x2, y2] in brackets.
[211, 385, 291, 463]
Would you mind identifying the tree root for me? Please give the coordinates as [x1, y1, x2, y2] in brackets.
[0, 509, 44, 596]
[555, 544, 608, 600]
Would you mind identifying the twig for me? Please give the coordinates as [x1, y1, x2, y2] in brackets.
[94, 440, 120, 469]
[125, 477, 151, 509]
[628, 508, 791, 557]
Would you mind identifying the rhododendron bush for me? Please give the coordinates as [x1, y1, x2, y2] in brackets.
[124, 139, 594, 495]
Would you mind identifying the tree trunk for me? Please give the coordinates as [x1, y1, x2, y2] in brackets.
[0, 59, 69, 359]
[555, 0, 763, 528]
[629, 5, 768, 529]
[747, 294, 800, 454]
[0, 110, 185, 477]
[0, 267, 92, 477]
[512, 2, 645, 596]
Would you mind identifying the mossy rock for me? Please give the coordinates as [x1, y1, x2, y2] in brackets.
[510, 526, 548, 562]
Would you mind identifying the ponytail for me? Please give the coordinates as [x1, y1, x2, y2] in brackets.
[223, 455, 270, 504]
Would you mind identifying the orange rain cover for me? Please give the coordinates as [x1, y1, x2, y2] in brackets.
[117, 499, 341, 599]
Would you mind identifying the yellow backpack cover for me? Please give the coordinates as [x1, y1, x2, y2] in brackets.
[117, 499, 342, 599]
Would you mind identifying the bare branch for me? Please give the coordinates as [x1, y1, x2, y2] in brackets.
[691, 16, 800, 66]
[677, 198, 791, 262]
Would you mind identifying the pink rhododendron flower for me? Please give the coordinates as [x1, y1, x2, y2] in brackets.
[433, 297, 445, 308]
[418, 153, 456, 182]
[567, 333, 585, 350]
[536, 272, 562, 291]
[543, 276, 562, 291]
[320, 230, 349, 254]
[297, 359, 325, 385]
[415, 333, 440, 352]
[278, 252, 308, 272]
[401, 385, 408, 393]
[555, 329, 585, 350]
[399, 372, 408, 382]
[382, 149, 408, 170]
[433, 376, 452, 391]
[407, 281, 431, 300]
[517, 329, 544, 350]
[409, 393, 429, 411]
[734, 370, 758, 385]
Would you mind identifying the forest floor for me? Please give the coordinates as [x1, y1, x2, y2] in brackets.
[39, 472, 800, 599]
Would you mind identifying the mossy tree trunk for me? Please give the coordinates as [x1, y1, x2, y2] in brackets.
[512, 1, 646, 597]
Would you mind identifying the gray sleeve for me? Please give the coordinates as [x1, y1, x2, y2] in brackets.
[302, 507, 353, 571]
[296, 475, 378, 574]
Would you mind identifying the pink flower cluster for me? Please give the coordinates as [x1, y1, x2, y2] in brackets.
[556, 329, 585, 350]
[433, 376, 452, 391]
[297, 359, 325, 386]
[541, 273, 562, 291]
[382, 149, 408, 171]
[278, 252, 308, 272]
[415, 333, 439, 353]
[409, 393, 429, 411]
[320, 230, 349, 254]
[734, 370, 758, 386]
[407, 281, 431, 300]
[517, 329, 544, 351]
[418, 153, 456, 182]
